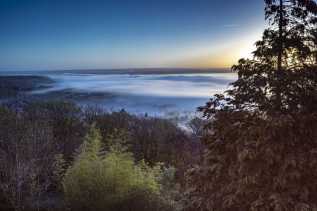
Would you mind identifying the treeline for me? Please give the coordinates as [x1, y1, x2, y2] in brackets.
[0, 76, 54, 99]
[0, 101, 202, 211]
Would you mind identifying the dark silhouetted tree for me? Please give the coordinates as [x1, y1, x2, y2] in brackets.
[200, 0, 317, 115]
[185, 1, 317, 211]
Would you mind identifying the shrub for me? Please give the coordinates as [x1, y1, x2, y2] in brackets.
[63, 127, 174, 211]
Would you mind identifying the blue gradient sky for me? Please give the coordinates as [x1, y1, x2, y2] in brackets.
[0, 0, 266, 71]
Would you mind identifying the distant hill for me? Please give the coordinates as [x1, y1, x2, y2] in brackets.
[0, 68, 231, 75]
[0, 76, 54, 99]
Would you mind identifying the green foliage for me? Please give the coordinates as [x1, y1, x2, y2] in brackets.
[85, 109, 197, 179]
[0, 102, 194, 211]
[63, 127, 175, 211]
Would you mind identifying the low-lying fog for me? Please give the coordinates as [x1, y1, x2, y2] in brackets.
[33, 72, 237, 122]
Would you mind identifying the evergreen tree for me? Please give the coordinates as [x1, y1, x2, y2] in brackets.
[63, 127, 177, 211]
[199, 0, 317, 115]
[186, 1, 317, 211]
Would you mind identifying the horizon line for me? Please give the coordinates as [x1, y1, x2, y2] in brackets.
[0, 67, 232, 72]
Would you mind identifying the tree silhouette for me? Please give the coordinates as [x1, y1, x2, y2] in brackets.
[199, 0, 317, 115]
[308, 15, 317, 63]
[186, 1, 317, 211]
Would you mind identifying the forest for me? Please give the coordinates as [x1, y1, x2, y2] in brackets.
[1, 0, 317, 210]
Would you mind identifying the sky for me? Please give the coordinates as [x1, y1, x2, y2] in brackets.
[0, 0, 266, 71]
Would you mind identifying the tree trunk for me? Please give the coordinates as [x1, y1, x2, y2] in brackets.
[276, 0, 284, 111]
[278, 0, 283, 72]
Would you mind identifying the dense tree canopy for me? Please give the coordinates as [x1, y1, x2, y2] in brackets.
[186, 1, 317, 211]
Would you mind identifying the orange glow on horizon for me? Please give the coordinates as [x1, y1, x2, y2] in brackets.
[175, 30, 260, 69]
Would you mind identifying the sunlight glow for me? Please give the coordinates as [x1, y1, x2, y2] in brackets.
[238, 44, 255, 59]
